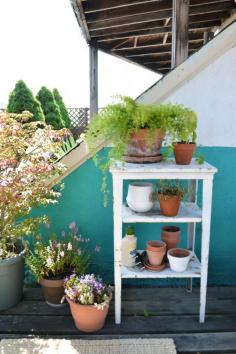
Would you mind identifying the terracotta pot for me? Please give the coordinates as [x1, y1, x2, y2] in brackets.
[146, 240, 166, 266]
[173, 143, 196, 165]
[67, 297, 110, 332]
[158, 193, 181, 217]
[39, 278, 65, 307]
[126, 128, 165, 159]
[161, 226, 181, 253]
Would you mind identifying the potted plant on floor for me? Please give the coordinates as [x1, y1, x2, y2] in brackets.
[0, 111, 68, 310]
[63, 273, 112, 332]
[167, 105, 197, 165]
[157, 181, 185, 217]
[26, 222, 92, 307]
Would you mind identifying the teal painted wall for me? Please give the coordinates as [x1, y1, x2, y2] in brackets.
[30, 147, 236, 286]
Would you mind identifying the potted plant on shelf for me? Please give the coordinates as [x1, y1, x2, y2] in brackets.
[157, 181, 185, 217]
[0, 111, 68, 310]
[167, 105, 197, 165]
[26, 222, 91, 307]
[63, 273, 112, 332]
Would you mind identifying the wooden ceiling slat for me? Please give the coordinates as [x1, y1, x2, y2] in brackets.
[83, 0, 160, 13]
[85, 0, 233, 24]
[126, 47, 197, 58]
[92, 20, 222, 40]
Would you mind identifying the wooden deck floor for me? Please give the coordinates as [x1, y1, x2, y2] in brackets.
[1, 286, 236, 353]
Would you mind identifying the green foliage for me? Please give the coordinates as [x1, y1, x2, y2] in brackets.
[59, 135, 78, 157]
[157, 180, 185, 199]
[126, 225, 135, 235]
[7, 80, 45, 122]
[26, 223, 90, 280]
[53, 88, 71, 128]
[37, 86, 65, 130]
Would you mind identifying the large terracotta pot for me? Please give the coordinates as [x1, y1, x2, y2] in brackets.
[146, 240, 166, 266]
[39, 278, 65, 307]
[158, 193, 181, 217]
[67, 297, 110, 332]
[161, 226, 180, 252]
[125, 128, 164, 162]
[173, 143, 196, 165]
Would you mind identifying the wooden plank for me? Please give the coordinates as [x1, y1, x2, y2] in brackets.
[172, 0, 189, 68]
[89, 45, 98, 119]
[69, 0, 90, 42]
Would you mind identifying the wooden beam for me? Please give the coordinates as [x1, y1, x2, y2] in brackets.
[83, 0, 161, 13]
[203, 31, 214, 44]
[89, 45, 98, 119]
[69, 0, 90, 42]
[171, 0, 189, 68]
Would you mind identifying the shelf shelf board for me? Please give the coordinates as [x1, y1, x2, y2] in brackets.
[123, 202, 202, 223]
[121, 253, 201, 279]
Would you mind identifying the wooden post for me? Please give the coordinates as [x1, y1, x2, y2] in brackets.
[89, 45, 98, 120]
[171, 0, 189, 69]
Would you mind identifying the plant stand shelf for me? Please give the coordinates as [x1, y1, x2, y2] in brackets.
[110, 158, 217, 325]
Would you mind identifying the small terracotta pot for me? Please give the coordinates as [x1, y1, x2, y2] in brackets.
[173, 143, 196, 165]
[158, 193, 181, 217]
[146, 240, 166, 266]
[67, 297, 110, 332]
[161, 226, 181, 252]
[39, 278, 65, 307]
[126, 128, 165, 158]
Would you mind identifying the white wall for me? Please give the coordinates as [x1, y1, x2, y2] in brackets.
[165, 45, 236, 147]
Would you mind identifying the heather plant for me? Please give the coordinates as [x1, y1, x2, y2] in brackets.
[63, 273, 112, 308]
[7, 80, 45, 122]
[37, 86, 64, 130]
[26, 222, 95, 280]
[0, 111, 69, 260]
[53, 88, 71, 128]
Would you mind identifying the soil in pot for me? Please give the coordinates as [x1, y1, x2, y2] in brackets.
[39, 278, 65, 307]
[158, 194, 181, 217]
[161, 226, 181, 256]
[173, 142, 196, 165]
[146, 240, 166, 266]
[0, 250, 25, 311]
[67, 297, 110, 332]
[125, 128, 164, 163]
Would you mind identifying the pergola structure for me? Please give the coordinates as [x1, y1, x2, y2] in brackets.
[70, 0, 236, 116]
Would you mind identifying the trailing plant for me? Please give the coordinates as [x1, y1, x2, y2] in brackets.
[26, 222, 97, 280]
[63, 273, 112, 308]
[7, 80, 45, 122]
[37, 86, 65, 130]
[53, 88, 71, 128]
[0, 111, 69, 260]
[157, 180, 185, 200]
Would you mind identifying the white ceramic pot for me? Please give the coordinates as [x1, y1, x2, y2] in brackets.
[126, 182, 154, 212]
[167, 248, 193, 272]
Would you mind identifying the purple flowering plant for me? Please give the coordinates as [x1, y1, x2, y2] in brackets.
[26, 222, 97, 280]
[63, 273, 112, 309]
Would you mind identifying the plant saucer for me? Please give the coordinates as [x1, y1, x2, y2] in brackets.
[144, 260, 166, 272]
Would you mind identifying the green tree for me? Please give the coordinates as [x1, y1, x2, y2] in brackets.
[36, 86, 64, 130]
[7, 80, 45, 122]
[53, 88, 71, 128]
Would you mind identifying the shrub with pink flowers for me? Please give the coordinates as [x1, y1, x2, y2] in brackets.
[0, 111, 69, 260]
[26, 222, 100, 280]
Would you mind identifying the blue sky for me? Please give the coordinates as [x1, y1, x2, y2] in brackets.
[0, 0, 159, 108]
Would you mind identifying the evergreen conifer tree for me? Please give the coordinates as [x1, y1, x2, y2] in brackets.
[53, 88, 71, 128]
[7, 80, 45, 122]
[36, 86, 64, 130]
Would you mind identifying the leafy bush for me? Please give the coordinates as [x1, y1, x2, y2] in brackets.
[7, 80, 45, 122]
[37, 86, 65, 130]
[0, 111, 69, 260]
[53, 88, 71, 128]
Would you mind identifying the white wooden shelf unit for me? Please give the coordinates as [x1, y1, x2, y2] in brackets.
[110, 159, 217, 324]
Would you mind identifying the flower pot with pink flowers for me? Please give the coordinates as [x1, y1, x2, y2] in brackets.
[26, 222, 95, 307]
[64, 273, 112, 332]
[0, 111, 68, 311]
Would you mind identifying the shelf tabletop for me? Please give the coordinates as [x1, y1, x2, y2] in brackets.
[110, 158, 217, 176]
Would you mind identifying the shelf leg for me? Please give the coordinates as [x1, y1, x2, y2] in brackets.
[186, 180, 198, 292]
[113, 175, 123, 325]
[200, 177, 213, 323]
